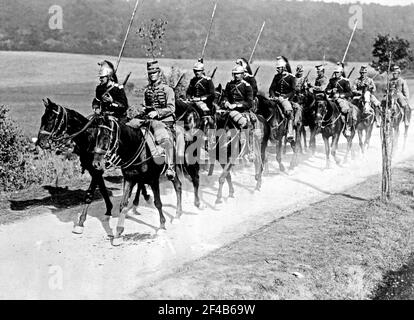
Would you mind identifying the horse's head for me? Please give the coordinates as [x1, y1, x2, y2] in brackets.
[314, 92, 328, 128]
[92, 115, 117, 171]
[37, 98, 66, 149]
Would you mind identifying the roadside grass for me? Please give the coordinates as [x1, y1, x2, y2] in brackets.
[134, 159, 414, 300]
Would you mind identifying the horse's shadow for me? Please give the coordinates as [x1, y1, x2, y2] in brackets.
[8, 185, 117, 211]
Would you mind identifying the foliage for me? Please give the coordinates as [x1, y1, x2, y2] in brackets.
[137, 18, 168, 60]
[371, 34, 414, 73]
[1, 0, 414, 61]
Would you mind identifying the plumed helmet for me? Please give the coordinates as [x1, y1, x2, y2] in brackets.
[392, 65, 401, 73]
[236, 58, 247, 71]
[296, 65, 304, 73]
[232, 65, 245, 74]
[360, 65, 368, 73]
[193, 61, 205, 71]
[98, 60, 115, 78]
[333, 64, 344, 73]
[275, 56, 287, 68]
[147, 60, 161, 74]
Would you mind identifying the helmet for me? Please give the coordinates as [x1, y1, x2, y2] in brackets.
[236, 58, 247, 71]
[333, 65, 343, 73]
[147, 60, 160, 74]
[275, 56, 287, 68]
[315, 64, 325, 71]
[360, 65, 368, 73]
[296, 65, 304, 73]
[193, 61, 204, 71]
[392, 65, 401, 73]
[98, 60, 114, 78]
[232, 65, 245, 74]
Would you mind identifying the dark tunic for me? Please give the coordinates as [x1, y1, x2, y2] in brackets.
[223, 79, 253, 111]
[244, 74, 258, 98]
[269, 72, 296, 99]
[186, 75, 215, 106]
[325, 77, 353, 99]
[94, 82, 128, 119]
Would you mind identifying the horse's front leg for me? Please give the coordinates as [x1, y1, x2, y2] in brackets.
[96, 172, 113, 217]
[225, 164, 235, 198]
[187, 164, 201, 208]
[309, 125, 317, 155]
[131, 183, 143, 215]
[323, 135, 331, 169]
[276, 138, 286, 172]
[254, 137, 266, 191]
[302, 126, 307, 153]
[332, 133, 342, 165]
[357, 129, 365, 155]
[172, 174, 183, 219]
[73, 174, 98, 234]
[113, 179, 134, 246]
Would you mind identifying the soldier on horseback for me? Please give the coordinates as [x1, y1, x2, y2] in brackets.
[389, 65, 411, 126]
[268, 56, 296, 140]
[311, 64, 329, 92]
[139, 60, 176, 180]
[236, 58, 258, 98]
[325, 64, 355, 136]
[186, 60, 216, 130]
[222, 64, 255, 160]
[352, 65, 380, 114]
[92, 60, 129, 121]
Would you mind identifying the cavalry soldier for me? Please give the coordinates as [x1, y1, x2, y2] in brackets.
[92, 60, 129, 121]
[222, 65, 255, 159]
[312, 64, 328, 92]
[351, 65, 380, 113]
[325, 64, 355, 136]
[186, 60, 215, 126]
[389, 65, 411, 125]
[269, 56, 296, 140]
[140, 60, 176, 180]
[236, 57, 258, 98]
[294, 64, 311, 104]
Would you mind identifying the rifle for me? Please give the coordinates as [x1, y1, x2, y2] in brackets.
[301, 70, 311, 90]
[200, 1, 218, 61]
[253, 66, 260, 77]
[347, 67, 355, 79]
[174, 73, 186, 90]
[115, 0, 141, 73]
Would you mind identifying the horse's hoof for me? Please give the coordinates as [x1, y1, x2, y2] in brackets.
[197, 203, 206, 210]
[112, 237, 123, 246]
[215, 198, 223, 205]
[279, 165, 286, 173]
[72, 226, 84, 234]
[157, 227, 167, 235]
[144, 196, 152, 203]
[229, 193, 235, 198]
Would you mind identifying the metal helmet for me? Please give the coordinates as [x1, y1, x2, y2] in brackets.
[315, 64, 325, 72]
[147, 60, 161, 74]
[360, 65, 368, 73]
[275, 56, 287, 68]
[232, 65, 245, 74]
[333, 65, 344, 73]
[236, 58, 247, 71]
[392, 65, 401, 73]
[98, 60, 114, 78]
[193, 61, 204, 71]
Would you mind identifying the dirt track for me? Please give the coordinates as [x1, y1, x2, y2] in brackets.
[1, 119, 413, 299]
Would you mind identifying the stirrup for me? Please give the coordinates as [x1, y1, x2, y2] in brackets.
[166, 167, 176, 180]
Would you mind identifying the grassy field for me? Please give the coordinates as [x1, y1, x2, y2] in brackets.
[0, 50, 385, 137]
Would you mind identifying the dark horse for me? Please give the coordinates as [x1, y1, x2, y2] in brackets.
[36, 98, 115, 234]
[255, 94, 299, 175]
[299, 90, 318, 154]
[92, 115, 201, 246]
[314, 92, 344, 169]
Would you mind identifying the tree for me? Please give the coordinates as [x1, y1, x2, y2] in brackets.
[371, 34, 414, 73]
[137, 18, 168, 60]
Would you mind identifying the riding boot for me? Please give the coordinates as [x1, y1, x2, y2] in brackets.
[287, 111, 294, 141]
[247, 127, 255, 162]
[344, 112, 351, 136]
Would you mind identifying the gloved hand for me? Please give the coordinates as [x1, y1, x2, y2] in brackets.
[224, 101, 232, 109]
[147, 111, 158, 119]
[102, 93, 113, 103]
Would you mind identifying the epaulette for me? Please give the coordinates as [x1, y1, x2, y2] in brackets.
[202, 75, 211, 80]
[241, 79, 251, 86]
[113, 83, 124, 89]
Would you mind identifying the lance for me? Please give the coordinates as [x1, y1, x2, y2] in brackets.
[174, 73, 186, 90]
[210, 66, 218, 79]
[200, 1, 218, 62]
[342, 20, 358, 64]
[115, 0, 141, 73]
[248, 21, 266, 65]
[253, 66, 260, 77]
[347, 66, 355, 79]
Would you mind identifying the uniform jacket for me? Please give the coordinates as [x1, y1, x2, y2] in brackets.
[244, 74, 258, 98]
[94, 82, 128, 119]
[269, 72, 296, 99]
[390, 76, 410, 99]
[143, 80, 176, 123]
[352, 76, 376, 94]
[186, 75, 215, 106]
[325, 77, 352, 99]
[313, 75, 328, 92]
[223, 79, 253, 111]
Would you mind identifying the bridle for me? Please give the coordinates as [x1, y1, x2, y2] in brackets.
[39, 104, 68, 141]
[94, 117, 152, 170]
[316, 97, 342, 129]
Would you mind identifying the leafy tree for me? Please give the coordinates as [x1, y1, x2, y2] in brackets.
[137, 18, 168, 60]
[371, 34, 414, 73]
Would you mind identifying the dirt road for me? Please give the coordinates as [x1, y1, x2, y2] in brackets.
[1, 121, 413, 299]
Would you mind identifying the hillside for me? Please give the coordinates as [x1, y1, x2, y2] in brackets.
[0, 0, 414, 62]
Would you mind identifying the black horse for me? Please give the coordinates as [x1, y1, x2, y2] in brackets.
[314, 93, 344, 168]
[37, 98, 116, 234]
[92, 115, 201, 246]
[299, 91, 318, 154]
[256, 95, 299, 174]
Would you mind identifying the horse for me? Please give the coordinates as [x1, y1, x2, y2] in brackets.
[92, 115, 201, 246]
[351, 90, 376, 156]
[255, 94, 299, 175]
[36, 98, 125, 234]
[314, 92, 344, 169]
[296, 90, 317, 154]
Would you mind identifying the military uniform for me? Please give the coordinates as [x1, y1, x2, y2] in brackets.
[390, 76, 410, 108]
[313, 75, 328, 92]
[223, 78, 253, 129]
[269, 72, 296, 113]
[93, 83, 128, 120]
[244, 74, 258, 98]
[186, 74, 215, 115]
[352, 75, 380, 111]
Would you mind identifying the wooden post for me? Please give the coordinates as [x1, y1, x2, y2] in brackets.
[381, 52, 393, 202]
